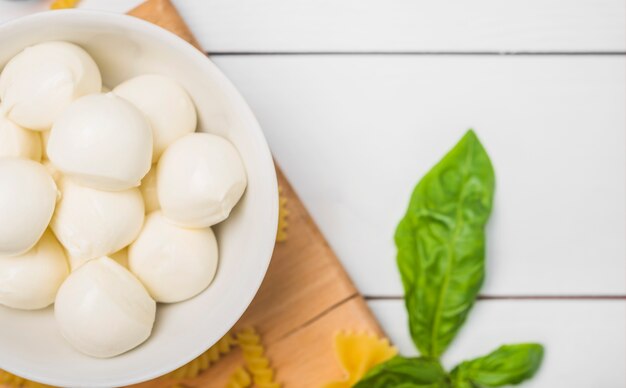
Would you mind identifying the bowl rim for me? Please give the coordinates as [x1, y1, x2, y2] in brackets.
[0, 10, 278, 387]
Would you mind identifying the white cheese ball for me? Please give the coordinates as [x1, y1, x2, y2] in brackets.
[114, 74, 196, 162]
[55, 256, 156, 358]
[47, 93, 152, 191]
[139, 167, 159, 213]
[129, 211, 218, 303]
[0, 111, 42, 161]
[0, 231, 68, 310]
[0, 41, 101, 130]
[0, 158, 57, 256]
[51, 178, 144, 265]
[158, 133, 247, 227]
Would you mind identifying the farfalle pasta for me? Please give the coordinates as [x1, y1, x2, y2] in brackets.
[324, 332, 397, 388]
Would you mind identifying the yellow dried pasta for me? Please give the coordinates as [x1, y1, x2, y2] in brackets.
[224, 366, 252, 388]
[276, 186, 289, 242]
[1, 328, 277, 387]
[323, 331, 397, 388]
[50, 0, 80, 9]
[0, 370, 23, 387]
[167, 331, 237, 379]
[0, 370, 52, 388]
[236, 327, 280, 388]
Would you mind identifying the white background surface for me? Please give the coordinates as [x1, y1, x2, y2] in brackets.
[1, 1, 625, 387]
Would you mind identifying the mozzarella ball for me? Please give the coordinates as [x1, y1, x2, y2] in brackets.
[158, 133, 247, 227]
[114, 75, 196, 162]
[139, 167, 159, 213]
[0, 231, 68, 310]
[0, 111, 42, 161]
[47, 93, 152, 191]
[0, 158, 57, 256]
[51, 178, 144, 264]
[129, 211, 218, 303]
[0, 41, 101, 130]
[55, 256, 156, 358]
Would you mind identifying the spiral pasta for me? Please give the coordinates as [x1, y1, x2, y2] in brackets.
[276, 186, 289, 243]
[0, 370, 51, 388]
[224, 366, 252, 388]
[323, 331, 397, 388]
[50, 0, 80, 9]
[236, 327, 280, 388]
[1, 328, 278, 387]
[167, 331, 237, 379]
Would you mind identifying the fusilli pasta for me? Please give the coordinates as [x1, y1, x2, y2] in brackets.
[1, 328, 278, 387]
[236, 327, 280, 388]
[224, 366, 251, 388]
[167, 331, 237, 379]
[276, 186, 289, 242]
[50, 0, 80, 9]
[0, 370, 51, 388]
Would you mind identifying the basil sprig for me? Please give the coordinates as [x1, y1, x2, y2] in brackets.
[356, 130, 544, 387]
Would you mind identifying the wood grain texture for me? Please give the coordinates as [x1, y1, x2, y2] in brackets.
[127, 1, 383, 386]
[128, 0, 201, 49]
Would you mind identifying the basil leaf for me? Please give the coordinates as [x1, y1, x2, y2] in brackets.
[395, 130, 495, 358]
[451, 343, 544, 387]
[353, 356, 449, 388]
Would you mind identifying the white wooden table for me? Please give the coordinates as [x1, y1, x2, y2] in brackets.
[1, 1, 625, 386]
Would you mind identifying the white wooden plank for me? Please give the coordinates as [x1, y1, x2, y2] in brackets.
[172, 0, 626, 52]
[0, 0, 46, 21]
[368, 299, 626, 387]
[211, 55, 626, 296]
[0, 0, 624, 52]
[0, 0, 141, 24]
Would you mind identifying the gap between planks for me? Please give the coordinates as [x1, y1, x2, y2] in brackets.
[206, 51, 626, 56]
[365, 295, 626, 301]
[275, 292, 360, 343]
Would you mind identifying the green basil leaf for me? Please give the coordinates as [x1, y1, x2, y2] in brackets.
[353, 356, 449, 388]
[451, 382, 476, 388]
[395, 130, 495, 358]
[451, 343, 544, 387]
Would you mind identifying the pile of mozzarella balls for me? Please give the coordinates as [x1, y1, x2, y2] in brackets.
[0, 42, 247, 358]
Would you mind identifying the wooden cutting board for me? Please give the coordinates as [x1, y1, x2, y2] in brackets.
[126, 1, 385, 387]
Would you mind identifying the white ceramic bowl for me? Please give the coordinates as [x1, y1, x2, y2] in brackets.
[0, 11, 278, 387]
